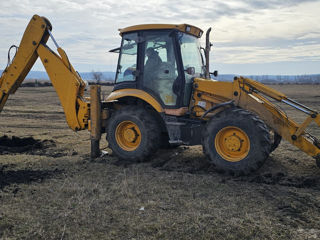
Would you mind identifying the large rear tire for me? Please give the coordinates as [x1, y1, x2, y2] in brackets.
[106, 106, 161, 161]
[202, 108, 271, 175]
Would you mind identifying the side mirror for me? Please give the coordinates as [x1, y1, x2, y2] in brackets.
[185, 67, 195, 75]
[211, 70, 218, 77]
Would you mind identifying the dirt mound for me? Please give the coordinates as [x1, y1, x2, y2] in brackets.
[0, 135, 55, 154]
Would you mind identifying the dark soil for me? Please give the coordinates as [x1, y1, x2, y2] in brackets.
[0, 135, 74, 157]
[0, 166, 62, 190]
[0, 135, 54, 154]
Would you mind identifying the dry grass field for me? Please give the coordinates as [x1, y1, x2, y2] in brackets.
[0, 84, 320, 239]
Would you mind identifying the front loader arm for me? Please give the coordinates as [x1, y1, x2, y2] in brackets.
[193, 77, 320, 161]
[0, 15, 89, 131]
[235, 77, 320, 158]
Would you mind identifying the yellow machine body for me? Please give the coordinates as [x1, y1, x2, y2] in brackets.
[106, 89, 164, 113]
[119, 24, 203, 38]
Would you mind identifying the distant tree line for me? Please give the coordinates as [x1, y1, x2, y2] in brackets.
[20, 73, 320, 87]
[21, 80, 115, 87]
[21, 70, 115, 87]
[21, 80, 52, 87]
[248, 74, 320, 84]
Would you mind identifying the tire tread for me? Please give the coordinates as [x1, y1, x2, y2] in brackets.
[202, 108, 271, 175]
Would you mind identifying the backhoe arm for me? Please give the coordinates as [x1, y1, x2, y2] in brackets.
[193, 77, 320, 161]
[0, 15, 50, 111]
[0, 15, 89, 131]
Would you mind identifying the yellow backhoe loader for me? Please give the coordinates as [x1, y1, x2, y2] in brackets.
[1, 15, 320, 175]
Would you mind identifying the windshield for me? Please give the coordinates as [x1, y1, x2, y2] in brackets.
[178, 32, 204, 105]
[116, 33, 138, 83]
[178, 33, 204, 78]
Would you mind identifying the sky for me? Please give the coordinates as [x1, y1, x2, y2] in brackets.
[0, 0, 319, 75]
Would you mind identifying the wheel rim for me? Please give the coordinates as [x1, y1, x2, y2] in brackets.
[115, 121, 141, 151]
[215, 126, 250, 162]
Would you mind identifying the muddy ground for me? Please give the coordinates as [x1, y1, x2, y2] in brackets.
[0, 85, 319, 239]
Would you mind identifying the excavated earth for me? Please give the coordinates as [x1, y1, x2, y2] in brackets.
[0, 135, 55, 154]
[0, 85, 319, 239]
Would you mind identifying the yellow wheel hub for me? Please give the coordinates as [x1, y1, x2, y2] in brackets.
[115, 121, 141, 151]
[215, 126, 250, 162]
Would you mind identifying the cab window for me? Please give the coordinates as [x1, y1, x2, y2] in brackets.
[116, 33, 138, 83]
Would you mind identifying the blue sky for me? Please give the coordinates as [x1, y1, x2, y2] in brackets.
[0, 0, 319, 75]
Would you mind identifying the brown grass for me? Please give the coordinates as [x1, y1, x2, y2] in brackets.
[0, 85, 320, 239]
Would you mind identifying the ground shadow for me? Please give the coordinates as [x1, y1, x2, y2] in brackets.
[0, 135, 70, 157]
[0, 167, 62, 190]
[0, 135, 55, 154]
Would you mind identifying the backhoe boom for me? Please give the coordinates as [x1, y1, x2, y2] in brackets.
[0, 15, 89, 131]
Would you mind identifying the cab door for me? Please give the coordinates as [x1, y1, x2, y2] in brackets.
[141, 31, 183, 107]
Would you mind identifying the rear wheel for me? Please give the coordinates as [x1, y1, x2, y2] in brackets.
[107, 106, 161, 161]
[202, 108, 271, 175]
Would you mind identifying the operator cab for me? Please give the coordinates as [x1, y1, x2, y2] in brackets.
[111, 24, 205, 109]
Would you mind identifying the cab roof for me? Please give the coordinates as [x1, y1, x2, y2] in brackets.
[119, 24, 203, 38]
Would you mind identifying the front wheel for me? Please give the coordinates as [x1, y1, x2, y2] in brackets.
[202, 108, 271, 175]
[106, 106, 161, 162]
